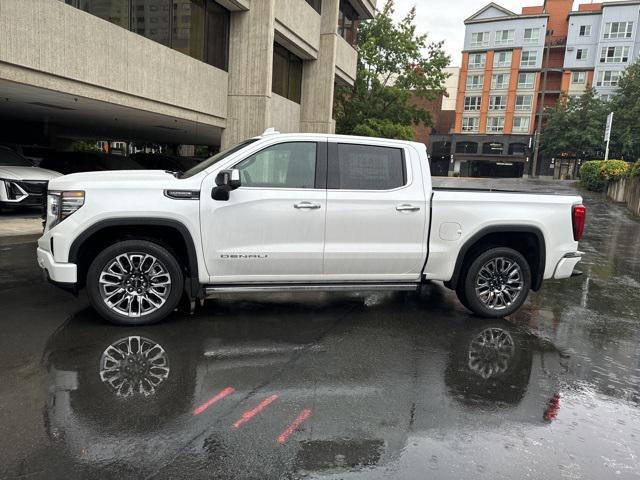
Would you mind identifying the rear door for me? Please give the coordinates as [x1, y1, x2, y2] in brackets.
[323, 141, 428, 281]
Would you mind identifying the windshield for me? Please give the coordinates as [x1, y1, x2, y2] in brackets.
[0, 148, 33, 167]
[181, 139, 258, 178]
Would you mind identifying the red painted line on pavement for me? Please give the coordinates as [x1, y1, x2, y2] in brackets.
[193, 386, 235, 415]
[232, 394, 279, 428]
[277, 409, 312, 444]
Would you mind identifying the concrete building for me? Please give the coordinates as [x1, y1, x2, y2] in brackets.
[0, 0, 375, 152]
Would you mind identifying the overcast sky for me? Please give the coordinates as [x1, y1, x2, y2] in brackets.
[391, 0, 584, 66]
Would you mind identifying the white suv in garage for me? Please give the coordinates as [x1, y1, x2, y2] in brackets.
[0, 146, 61, 210]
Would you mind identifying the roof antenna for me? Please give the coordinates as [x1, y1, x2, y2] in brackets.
[262, 127, 280, 136]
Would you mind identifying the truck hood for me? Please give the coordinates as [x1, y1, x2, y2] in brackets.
[0, 165, 62, 181]
[49, 170, 177, 189]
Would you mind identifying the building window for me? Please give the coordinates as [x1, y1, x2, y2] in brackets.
[523, 28, 540, 44]
[486, 117, 505, 133]
[579, 25, 591, 37]
[596, 70, 621, 87]
[489, 95, 507, 111]
[515, 95, 532, 111]
[71, 0, 229, 71]
[600, 46, 630, 63]
[493, 51, 512, 68]
[338, 0, 359, 46]
[305, 0, 321, 14]
[509, 143, 527, 155]
[78, 0, 130, 28]
[462, 116, 479, 133]
[491, 73, 510, 89]
[464, 96, 482, 111]
[572, 71, 586, 84]
[604, 21, 633, 39]
[482, 141, 504, 154]
[468, 53, 486, 69]
[455, 142, 478, 154]
[432, 141, 452, 155]
[517, 72, 535, 89]
[576, 48, 588, 60]
[495, 29, 515, 46]
[512, 116, 530, 133]
[520, 50, 538, 67]
[272, 43, 303, 103]
[471, 32, 490, 48]
[466, 74, 484, 90]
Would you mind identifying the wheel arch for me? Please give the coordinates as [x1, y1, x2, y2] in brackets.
[68, 218, 201, 297]
[445, 225, 546, 292]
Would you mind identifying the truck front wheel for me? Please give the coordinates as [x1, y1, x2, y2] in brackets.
[87, 240, 184, 325]
[458, 247, 531, 318]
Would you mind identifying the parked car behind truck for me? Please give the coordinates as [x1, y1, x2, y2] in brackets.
[0, 145, 61, 211]
[37, 130, 586, 325]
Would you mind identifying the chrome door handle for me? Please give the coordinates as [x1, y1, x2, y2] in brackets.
[396, 204, 420, 212]
[294, 202, 321, 209]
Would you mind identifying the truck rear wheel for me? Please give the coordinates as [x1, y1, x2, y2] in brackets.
[87, 240, 184, 325]
[459, 247, 531, 318]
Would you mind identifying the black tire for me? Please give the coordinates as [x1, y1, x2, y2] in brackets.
[461, 247, 531, 318]
[455, 281, 472, 311]
[87, 240, 184, 325]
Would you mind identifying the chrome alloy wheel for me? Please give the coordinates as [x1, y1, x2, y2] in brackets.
[474, 257, 524, 311]
[98, 253, 172, 317]
[99, 336, 170, 397]
[468, 327, 515, 379]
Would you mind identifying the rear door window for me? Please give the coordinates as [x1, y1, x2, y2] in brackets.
[329, 144, 406, 190]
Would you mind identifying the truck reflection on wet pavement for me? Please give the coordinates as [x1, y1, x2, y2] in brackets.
[1, 179, 639, 479]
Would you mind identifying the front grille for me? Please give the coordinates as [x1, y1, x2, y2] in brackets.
[15, 180, 48, 195]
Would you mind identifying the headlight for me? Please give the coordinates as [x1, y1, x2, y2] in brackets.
[46, 191, 84, 228]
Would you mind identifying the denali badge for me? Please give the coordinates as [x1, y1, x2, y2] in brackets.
[220, 254, 268, 259]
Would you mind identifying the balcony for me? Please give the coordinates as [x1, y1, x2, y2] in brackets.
[547, 36, 567, 48]
[335, 35, 358, 85]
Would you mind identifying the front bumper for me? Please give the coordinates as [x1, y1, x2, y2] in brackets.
[553, 251, 584, 279]
[37, 247, 78, 284]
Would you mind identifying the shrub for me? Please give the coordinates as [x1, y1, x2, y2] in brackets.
[599, 160, 630, 181]
[631, 160, 640, 177]
[580, 160, 606, 191]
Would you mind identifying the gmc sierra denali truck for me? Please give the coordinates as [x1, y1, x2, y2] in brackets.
[36, 130, 586, 325]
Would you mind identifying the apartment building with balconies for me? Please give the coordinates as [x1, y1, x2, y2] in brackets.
[564, 1, 640, 100]
[0, 0, 375, 152]
[430, 0, 576, 178]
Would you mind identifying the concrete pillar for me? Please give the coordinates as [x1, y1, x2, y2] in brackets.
[221, 0, 276, 148]
[300, 0, 340, 133]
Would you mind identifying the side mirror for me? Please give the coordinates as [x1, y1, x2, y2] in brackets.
[215, 169, 241, 189]
[212, 169, 241, 201]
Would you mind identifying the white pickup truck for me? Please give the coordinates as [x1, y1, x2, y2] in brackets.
[37, 131, 586, 325]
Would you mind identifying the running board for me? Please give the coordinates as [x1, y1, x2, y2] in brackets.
[204, 282, 419, 297]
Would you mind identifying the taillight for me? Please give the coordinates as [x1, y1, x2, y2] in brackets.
[572, 204, 586, 241]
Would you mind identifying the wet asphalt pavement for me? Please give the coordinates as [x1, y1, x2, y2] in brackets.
[1, 179, 639, 479]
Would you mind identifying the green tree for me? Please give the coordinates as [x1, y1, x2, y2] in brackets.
[610, 61, 640, 160]
[540, 88, 609, 159]
[334, 0, 450, 139]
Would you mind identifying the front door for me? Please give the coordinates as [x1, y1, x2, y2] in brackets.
[201, 140, 327, 283]
[323, 141, 428, 281]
